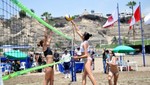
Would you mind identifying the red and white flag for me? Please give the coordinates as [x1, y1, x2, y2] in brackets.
[103, 10, 118, 28]
[128, 6, 140, 29]
[144, 13, 150, 25]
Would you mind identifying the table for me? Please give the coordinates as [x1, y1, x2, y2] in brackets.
[58, 62, 84, 73]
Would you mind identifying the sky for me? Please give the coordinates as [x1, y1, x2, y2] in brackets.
[18, 0, 150, 17]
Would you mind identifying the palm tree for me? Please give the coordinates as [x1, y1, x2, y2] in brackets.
[41, 12, 53, 33]
[30, 9, 35, 13]
[126, 1, 136, 14]
[41, 12, 52, 23]
[19, 10, 26, 18]
[111, 36, 118, 44]
[126, 1, 136, 40]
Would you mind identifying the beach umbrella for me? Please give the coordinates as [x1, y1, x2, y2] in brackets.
[113, 45, 135, 53]
[3, 50, 27, 60]
[113, 45, 135, 66]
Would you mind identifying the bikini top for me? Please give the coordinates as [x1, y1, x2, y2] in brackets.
[109, 56, 118, 65]
[80, 41, 90, 53]
[44, 47, 53, 57]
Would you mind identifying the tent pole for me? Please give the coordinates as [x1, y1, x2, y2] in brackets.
[0, 58, 4, 85]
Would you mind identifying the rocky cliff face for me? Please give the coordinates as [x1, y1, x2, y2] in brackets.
[0, 15, 150, 51]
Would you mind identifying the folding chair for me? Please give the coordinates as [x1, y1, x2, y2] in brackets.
[4, 64, 11, 75]
[118, 60, 128, 72]
[20, 62, 26, 70]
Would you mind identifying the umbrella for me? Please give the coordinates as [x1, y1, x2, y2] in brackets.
[113, 45, 135, 53]
[113, 45, 135, 66]
[3, 50, 27, 60]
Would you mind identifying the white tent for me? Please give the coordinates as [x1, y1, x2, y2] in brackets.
[144, 13, 150, 25]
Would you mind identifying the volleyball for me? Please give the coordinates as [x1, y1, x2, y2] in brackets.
[65, 14, 73, 21]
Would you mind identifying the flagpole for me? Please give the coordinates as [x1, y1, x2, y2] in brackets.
[139, 2, 146, 66]
[117, 3, 121, 45]
[117, 3, 123, 66]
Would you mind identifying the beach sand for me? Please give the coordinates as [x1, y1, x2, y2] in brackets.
[4, 54, 150, 85]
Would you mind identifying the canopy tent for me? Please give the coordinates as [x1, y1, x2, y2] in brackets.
[3, 50, 27, 60]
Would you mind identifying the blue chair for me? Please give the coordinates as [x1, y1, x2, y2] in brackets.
[4, 63, 12, 75]
[0, 63, 5, 75]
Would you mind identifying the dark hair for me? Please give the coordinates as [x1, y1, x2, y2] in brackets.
[54, 49, 57, 52]
[91, 51, 95, 55]
[77, 47, 80, 50]
[111, 51, 115, 56]
[64, 50, 68, 54]
[105, 50, 109, 53]
[83, 32, 92, 40]
[37, 40, 44, 47]
[65, 50, 67, 52]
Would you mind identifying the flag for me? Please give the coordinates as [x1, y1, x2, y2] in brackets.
[103, 10, 118, 28]
[129, 6, 140, 29]
[144, 13, 150, 25]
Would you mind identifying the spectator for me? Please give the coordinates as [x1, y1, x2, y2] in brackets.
[102, 49, 107, 74]
[12, 60, 20, 72]
[29, 54, 34, 68]
[61, 50, 71, 78]
[106, 50, 110, 73]
[37, 54, 43, 72]
[76, 47, 81, 56]
[75, 47, 81, 62]
[5, 60, 12, 74]
[41, 56, 46, 65]
[35, 53, 40, 66]
[53, 49, 60, 71]
[91, 51, 95, 70]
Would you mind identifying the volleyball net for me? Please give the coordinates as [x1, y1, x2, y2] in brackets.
[0, 0, 73, 81]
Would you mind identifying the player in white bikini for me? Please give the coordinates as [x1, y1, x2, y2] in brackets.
[106, 51, 119, 85]
[72, 21, 97, 85]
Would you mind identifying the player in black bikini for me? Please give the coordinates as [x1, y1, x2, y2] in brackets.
[37, 27, 54, 85]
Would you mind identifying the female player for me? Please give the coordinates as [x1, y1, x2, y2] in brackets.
[37, 27, 54, 85]
[72, 21, 97, 85]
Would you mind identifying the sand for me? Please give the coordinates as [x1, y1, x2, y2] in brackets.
[3, 54, 150, 85]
